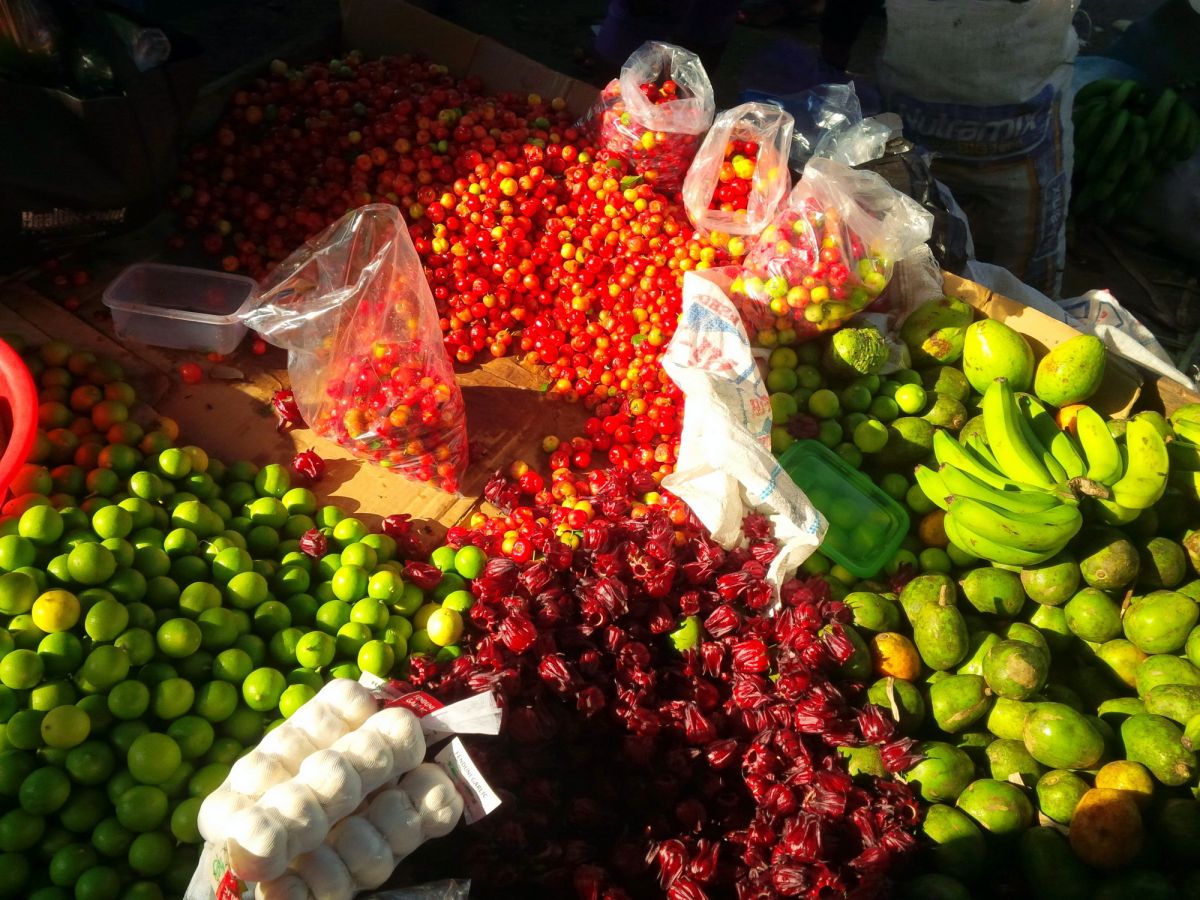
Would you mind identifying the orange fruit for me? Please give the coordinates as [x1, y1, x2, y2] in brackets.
[1068, 787, 1142, 869]
[1056, 404, 1087, 434]
[1093, 760, 1154, 808]
[917, 510, 949, 549]
[870, 632, 922, 680]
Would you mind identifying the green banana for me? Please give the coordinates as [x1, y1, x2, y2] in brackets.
[1085, 109, 1130, 181]
[1177, 110, 1200, 161]
[1168, 439, 1200, 473]
[1145, 87, 1178, 146]
[1107, 79, 1140, 111]
[1075, 78, 1123, 106]
[1020, 395, 1086, 479]
[947, 495, 1082, 554]
[961, 432, 1001, 471]
[1109, 417, 1169, 510]
[1075, 406, 1124, 485]
[982, 379, 1054, 488]
[1074, 100, 1112, 152]
[914, 465, 951, 511]
[932, 430, 1017, 491]
[939, 463, 1068, 516]
[1091, 496, 1142, 526]
[943, 508, 1062, 567]
[1161, 101, 1193, 156]
[1017, 402, 1069, 484]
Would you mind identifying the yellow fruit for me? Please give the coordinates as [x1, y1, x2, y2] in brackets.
[30, 590, 80, 634]
[870, 632, 922, 680]
[918, 510, 950, 549]
[1093, 760, 1154, 808]
[1068, 787, 1143, 868]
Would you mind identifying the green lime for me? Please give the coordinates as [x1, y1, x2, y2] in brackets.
[151, 678, 194, 720]
[108, 723, 149, 758]
[18, 505, 64, 546]
[366, 569, 403, 606]
[29, 679, 76, 711]
[37, 632, 83, 678]
[431, 572, 464, 601]
[202, 737, 241, 767]
[328, 662, 360, 681]
[193, 681, 238, 723]
[330, 565, 368, 603]
[126, 733, 180, 787]
[66, 544, 116, 586]
[196, 608, 238, 650]
[224, 571, 268, 610]
[315, 552, 342, 581]
[336, 622, 371, 659]
[429, 545, 457, 573]
[169, 796, 203, 845]
[166, 716, 213, 761]
[242, 668, 286, 712]
[252, 601, 291, 637]
[408, 629, 436, 656]
[272, 565, 310, 598]
[0, 750, 36, 795]
[211, 547, 252, 584]
[295, 630, 336, 669]
[267, 627, 302, 667]
[331, 516, 367, 548]
[315, 600, 352, 635]
[40, 705, 90, 749]
[90, 507, 132, 542]
[65, 742, 114, 786]
[155, 449, 191, 480]
[894, 383, 928, 415]
[20, 765, 70, 814]
[0, 850, 30, 893]
[212, 648, 252, 684]
[278, 683, 315, 719]
[74, 696, 112, 735]
[162, 528, 198, 558]
[143, 576, 179, 609]
[106, 681, 150, 721]
[218, 707, 263, 746]
[441, 589, 474, 613]
[132, 547, 170, 578]
[7, 614, 45, 651]
[0, 807, 44, 851]
[155, 619, 201, 659]
[179, 583, 221, 619]
[83, 599, 128, 643]
[453, 545, 486, 580]
[90, 817, 133, 860]
[50, 841, 98, 885]
[127, 830, 173, 877]
[281, 487, 316, 516]
[357, 640, 395, 677]
[253, 463, 290, 498]
[0, 648, 42, 689]
[350, 597, 387, 629]
[188, 762, 230, 799]
[58, 788, 107, 834]
[112, 629, 154, 667]
[808, 389, 841, 419]
[177, 650, 212, 686]
[73, 864, 120, 900]
[360, 533, 396, 562]
[0, 571, 37, 616]
[394, 583, 424, 617]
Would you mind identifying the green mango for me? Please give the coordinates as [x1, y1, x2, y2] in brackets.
[1186, 713, 1200, 751]
[1123, 590, 1199, 654]
[1120, 713, 1197, 785]
[836, 744, 886, 777]
[900, 572, 956, 620]
[983, 640, 1048, 699]
[885, 417, 937, 468]
[955, 778, 1034, 834]
[958, 414, 986, 445]
[956, 631, 1000, 678]
[1020, 552, 1080, 606]
[1186, 532, 1200, 578]
[1096, 696, 1146, 727]
[902, 741, 975, 803]
[1023, 702, 1105, 770]
[1033, 333, 1105, 407]
[1064, 587, 1122, 643]
[1135, 654, 1200, 697]
[1096, 639, 1147, 689]
[1138, 537, 1187, 590]
[1186, 624, 1200, 667]
[1005, 621, 1050, 655]
[1034, 770, 1090, 825]
[1144, 684, 1200, 725]
[986, 697, 1037, 741]
[921, 803, 986, 882]
[1028, 604, 1073, 655]
[838, 624, 873, 680]
[921, 365, 972, 404]
[986, 738, 1044, 785]
[962, 319, 1035, 394]
[1078, 529, 1141, 592]
[930, 674, 993, 734]
[914, 599, 969, 671]
[1019, 826, 1095, 900]
[900, 295, 974, 368]
[956, 730, 995, 756]
[900, 874, 971, 900]
[867, 676, 926, 735]
[959, 567, 1026, 617]
[844, 590, 901, 633]
[923, 394, 968, 432]
[1154, 798, 1200, 863]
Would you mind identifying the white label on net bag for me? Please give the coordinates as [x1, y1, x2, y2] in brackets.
[661, 270, 825, 610]
[434, 738, 501, 825]
[358, 673, 502, 741]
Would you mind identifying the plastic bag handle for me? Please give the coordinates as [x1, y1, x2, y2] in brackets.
[0, 338, 38, 501]
[51, 0, 147, 90]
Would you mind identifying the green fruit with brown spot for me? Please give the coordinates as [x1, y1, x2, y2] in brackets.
[1097, 696, 1146, 726]
[1035, 770, 1090, 825]
[1022, 702, 1105, 770]
[930, 674, 993, 734]
[867, 676, 926, 734]
[984, 640, 1048, 700]
[1005, 622, 1050, 655]
[1139, 537, 1187, 590]
[1020, 553, 1080, 606]
[960, 567, 1026, 617]
[1078, 530, 1140, 592]
[1120, 713, 1196, 786]
[1123, 590, 1199, 654]
[1033, 334, 1105, 407]
[1028, 604, 1073, 654]
[914, 598, 969, 671]
[959, 414, 987, 445]
[922, 803, 986, 881]
[957, 631, 1000, 678]
[987, 738, 1044, 784]
[845, 591, 901, 633]
[900, 573, 956, 619]
[903, 741, 975, 803]
[987, 697, 1037, 741]
[955, 778, 1034, 834]
[962, 320, 1035, 394]
[1144, 684, 1200, 725]
[1135, 654, 1200, 697]
[901, 295, 974, 368]
[922, 366, 972, 404]
[885, 416, 937, 468]
[1064, 587, 1122, 643]
[924, 394, 969, 432]
[1096, 639, 1146, 689]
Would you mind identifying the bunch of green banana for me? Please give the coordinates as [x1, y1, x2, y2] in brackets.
[1072, 78, 1200, 222]
[1167, 403, 1200, 501]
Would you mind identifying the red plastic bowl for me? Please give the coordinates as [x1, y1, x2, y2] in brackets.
[0, 339, 37, 501]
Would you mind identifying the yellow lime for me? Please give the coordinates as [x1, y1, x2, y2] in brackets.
[413, 602, 441, 631]
[40, 705, 90, 749]
[426, 608, 463, 647]
[31, 590, 80, 634]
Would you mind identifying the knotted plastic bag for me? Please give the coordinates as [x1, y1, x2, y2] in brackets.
[585, 41, 715, 195]
[730, 156, 933, 344]
[244, 204, 468, 493]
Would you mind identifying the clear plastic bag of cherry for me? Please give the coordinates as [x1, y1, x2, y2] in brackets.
[244, 204, 468, 493]
[729, 156, 933, 344]
[586, 41, 715, 196]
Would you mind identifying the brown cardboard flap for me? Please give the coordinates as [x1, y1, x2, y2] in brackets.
[341, 0, 599, 113]
[943, 272, 1144, 419]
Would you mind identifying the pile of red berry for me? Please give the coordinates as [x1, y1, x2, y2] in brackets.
[709, 140, 759, 213]
[594, 77, 704, 195]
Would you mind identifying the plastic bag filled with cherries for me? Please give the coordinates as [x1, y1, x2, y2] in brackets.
[585, 41, 715, 196]
[244, 204, 468, 493]
[682, 101, 795, 237]
[730, 156, 934, 344]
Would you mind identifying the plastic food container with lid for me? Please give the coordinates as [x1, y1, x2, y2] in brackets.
[102, 263, 258, 355]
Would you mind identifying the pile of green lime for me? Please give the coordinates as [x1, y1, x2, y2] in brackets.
[0, 338, 484, 900]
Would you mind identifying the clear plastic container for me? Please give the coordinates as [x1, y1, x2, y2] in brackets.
[778, 440, 909, 578]
[103, 263, 258, 354]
